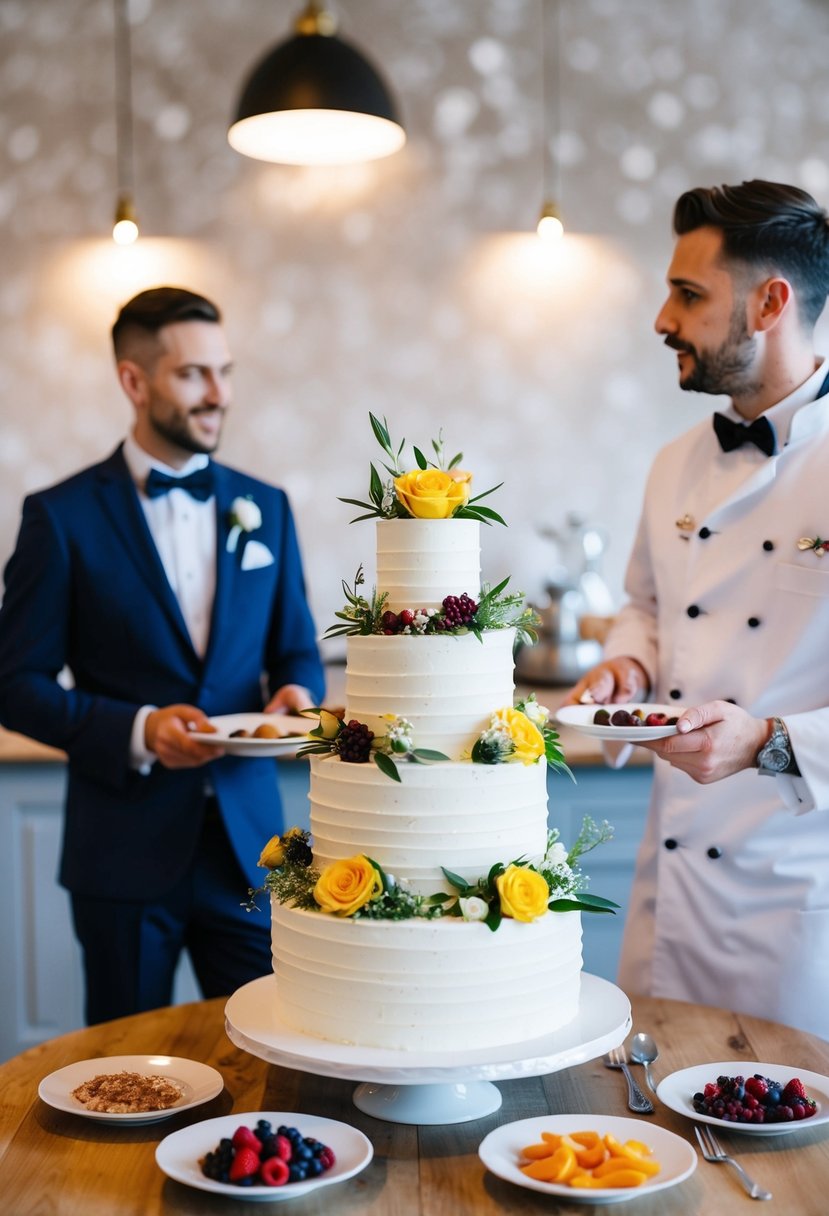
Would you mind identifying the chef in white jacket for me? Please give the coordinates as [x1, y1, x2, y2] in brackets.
[568, 180, 829, 1039]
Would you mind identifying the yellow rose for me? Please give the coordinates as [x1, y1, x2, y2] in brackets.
[314, 855, 383, 916]
[492, 706, 545, 764]
[394, 469, 471, 519]
[495, 864, 550, 922]
[258, 834, 285, 869]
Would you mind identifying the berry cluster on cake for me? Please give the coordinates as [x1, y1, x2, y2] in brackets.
[253, 417, 614, 1053]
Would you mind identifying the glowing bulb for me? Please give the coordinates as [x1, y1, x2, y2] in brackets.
[112, 194, 139, 245]
[537, 201, 564, 243]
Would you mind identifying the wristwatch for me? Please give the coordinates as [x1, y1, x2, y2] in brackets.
[756, 717, 797, 776]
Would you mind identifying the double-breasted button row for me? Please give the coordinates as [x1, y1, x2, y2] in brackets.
[663, 838, 723, 859]
[694, 528, 774, 552]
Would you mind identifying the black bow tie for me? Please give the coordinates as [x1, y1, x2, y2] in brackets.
[144, 465, 214, 501]
[712, 411, 776, 457]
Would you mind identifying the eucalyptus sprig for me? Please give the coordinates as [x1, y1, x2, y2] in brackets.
[469, 578, 539, 646]
[340, 413, 506, 525]
[323, 565, 388, 638]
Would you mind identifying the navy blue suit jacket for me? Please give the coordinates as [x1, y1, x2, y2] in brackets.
[0, 445, 325, 901]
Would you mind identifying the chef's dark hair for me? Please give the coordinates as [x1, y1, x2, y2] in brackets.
[674, 180, 829, 328]
[112, 287, 221, 358]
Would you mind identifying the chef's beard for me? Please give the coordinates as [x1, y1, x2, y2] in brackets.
[666, 304, 761, 399]
[148, 403, 226, 455]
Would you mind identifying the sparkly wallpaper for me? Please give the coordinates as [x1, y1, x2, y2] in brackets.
[3, 0, 829, 663]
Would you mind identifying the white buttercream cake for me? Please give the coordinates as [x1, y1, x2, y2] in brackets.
[269, 518, 584, 1052]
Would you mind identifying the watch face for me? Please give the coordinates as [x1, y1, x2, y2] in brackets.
[761, 746, 790, 772]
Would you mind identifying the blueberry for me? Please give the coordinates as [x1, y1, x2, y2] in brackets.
[288, 1164, 308, 1183]
[238, 1176, 257, 1187]
[306, 1159, 323, 1177]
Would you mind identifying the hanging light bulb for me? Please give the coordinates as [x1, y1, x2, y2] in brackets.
[112, 193, 139, 245]
[112, 0, 139, 243]
[537, 0, 565, 240]
[228, 1, 405, 166]
[537, 200, 564, 242]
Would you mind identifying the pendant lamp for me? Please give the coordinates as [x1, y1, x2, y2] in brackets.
[112, 0, 139, 243]
[536, 0, 564, 241]
[228, 1, 405, 166]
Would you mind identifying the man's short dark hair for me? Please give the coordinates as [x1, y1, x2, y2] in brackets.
[112, 287, 221, 360]
[673, 180, 829, 329]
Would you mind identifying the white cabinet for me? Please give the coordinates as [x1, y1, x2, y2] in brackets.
[0, 759, 651, 1062]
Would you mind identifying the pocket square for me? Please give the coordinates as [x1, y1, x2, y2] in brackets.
[241, 539, 275, 571]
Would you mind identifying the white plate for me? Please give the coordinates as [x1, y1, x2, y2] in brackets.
[478, 1114, 696, 1206]
[556, 703, 682, 741]
[155, 1111, 373, 1202]
[38, 1055, 224, 1125]
[657, 1061, 829, 1136]
[190, 713, 314, 756]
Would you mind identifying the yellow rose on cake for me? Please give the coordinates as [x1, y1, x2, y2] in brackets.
[258, 834, 286, 869]
[394, 468, 471, 519]
[495, 865, 550, 922]
[492, 706, 545, 764]
[314, 855, 384, 916]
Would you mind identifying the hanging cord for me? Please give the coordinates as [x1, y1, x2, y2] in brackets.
[541, 0, 562, 205]
[113, 0, 135, 199]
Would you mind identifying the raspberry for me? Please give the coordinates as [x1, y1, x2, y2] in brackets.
[232, 1126, 261, 1152]
[229, 1147, 261, 1182]
[259, 1157, 290, 1186]
[335, 719, 375, 763]
[319, 1145, 336, 1170]
[274, 1133, 293, 1162]
[745, 1076, 768, 1099]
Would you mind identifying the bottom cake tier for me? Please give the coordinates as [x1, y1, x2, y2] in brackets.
[271, 900, 583, 1052]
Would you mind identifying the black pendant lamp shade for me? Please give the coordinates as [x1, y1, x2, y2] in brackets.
[228, 9, 405, 166]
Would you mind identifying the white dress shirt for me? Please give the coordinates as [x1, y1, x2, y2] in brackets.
[121, 435, 217, 769]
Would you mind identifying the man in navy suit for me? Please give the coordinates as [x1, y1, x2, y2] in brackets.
[0, 287, 325, 1024]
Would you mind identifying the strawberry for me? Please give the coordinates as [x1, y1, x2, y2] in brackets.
[745, 1076, 768, 1099]
[232, 1125, 262, 1153]
[259, 1157, 290, 1187]
[782, 1078, 807, 1101]
[229, 1147, 261, 1182]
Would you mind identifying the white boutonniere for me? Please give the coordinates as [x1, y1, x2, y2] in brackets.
[227, 495, 262, 553]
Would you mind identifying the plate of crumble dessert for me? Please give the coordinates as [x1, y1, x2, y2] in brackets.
[189, 713, 316, 756]
[38, 1054, 224, 1125]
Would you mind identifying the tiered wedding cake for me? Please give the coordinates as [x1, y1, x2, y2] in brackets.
[258, 421, 612, 1053]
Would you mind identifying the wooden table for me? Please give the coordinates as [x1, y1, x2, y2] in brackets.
[1, 994, 827, 1214]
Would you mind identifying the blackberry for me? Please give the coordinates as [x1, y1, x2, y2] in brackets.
[335, 719, 375, 763]
[441, 593, 478, 628]
[284, 836, 313, 867]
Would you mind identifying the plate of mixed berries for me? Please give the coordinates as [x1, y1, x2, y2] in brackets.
[555, 704, 682, 742]
[155, 1112, 373, 1200]
[656, 1062, 829, 1137]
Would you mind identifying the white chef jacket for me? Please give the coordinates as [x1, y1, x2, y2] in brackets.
[604, 359, 829, 1039]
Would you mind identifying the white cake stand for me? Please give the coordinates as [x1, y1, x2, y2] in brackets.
[225, 973, 631, 1126]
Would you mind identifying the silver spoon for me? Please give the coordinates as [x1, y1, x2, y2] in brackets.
[629, 1032, 659, 1093]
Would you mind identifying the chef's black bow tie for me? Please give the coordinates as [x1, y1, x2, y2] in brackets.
[712, 411, 776, 457]
[144, 465, 214, 501]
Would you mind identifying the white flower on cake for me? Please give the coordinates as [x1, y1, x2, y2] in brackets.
[227, 495, 262, 553]
[458, 896, 489, 922]
[520, 693, 550, 728]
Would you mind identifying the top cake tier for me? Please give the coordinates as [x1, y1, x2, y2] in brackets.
[376, 518, 480, 612]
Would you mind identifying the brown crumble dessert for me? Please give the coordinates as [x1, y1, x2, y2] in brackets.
[71, 1070, 184, 1113]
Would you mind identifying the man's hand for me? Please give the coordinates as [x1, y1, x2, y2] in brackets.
[564, 657, 650, 706]
[637, 700, 770, 783]
[145, 703, 223, 769]
[264, 684, 317, 714]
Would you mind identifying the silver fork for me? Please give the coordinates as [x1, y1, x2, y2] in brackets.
[603, 1046, 654, 1113]
[694, 1124, 772, 1201]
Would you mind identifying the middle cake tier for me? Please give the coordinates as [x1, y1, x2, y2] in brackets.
[309, 754, 549, 896]
[344, 629, 516, 759]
